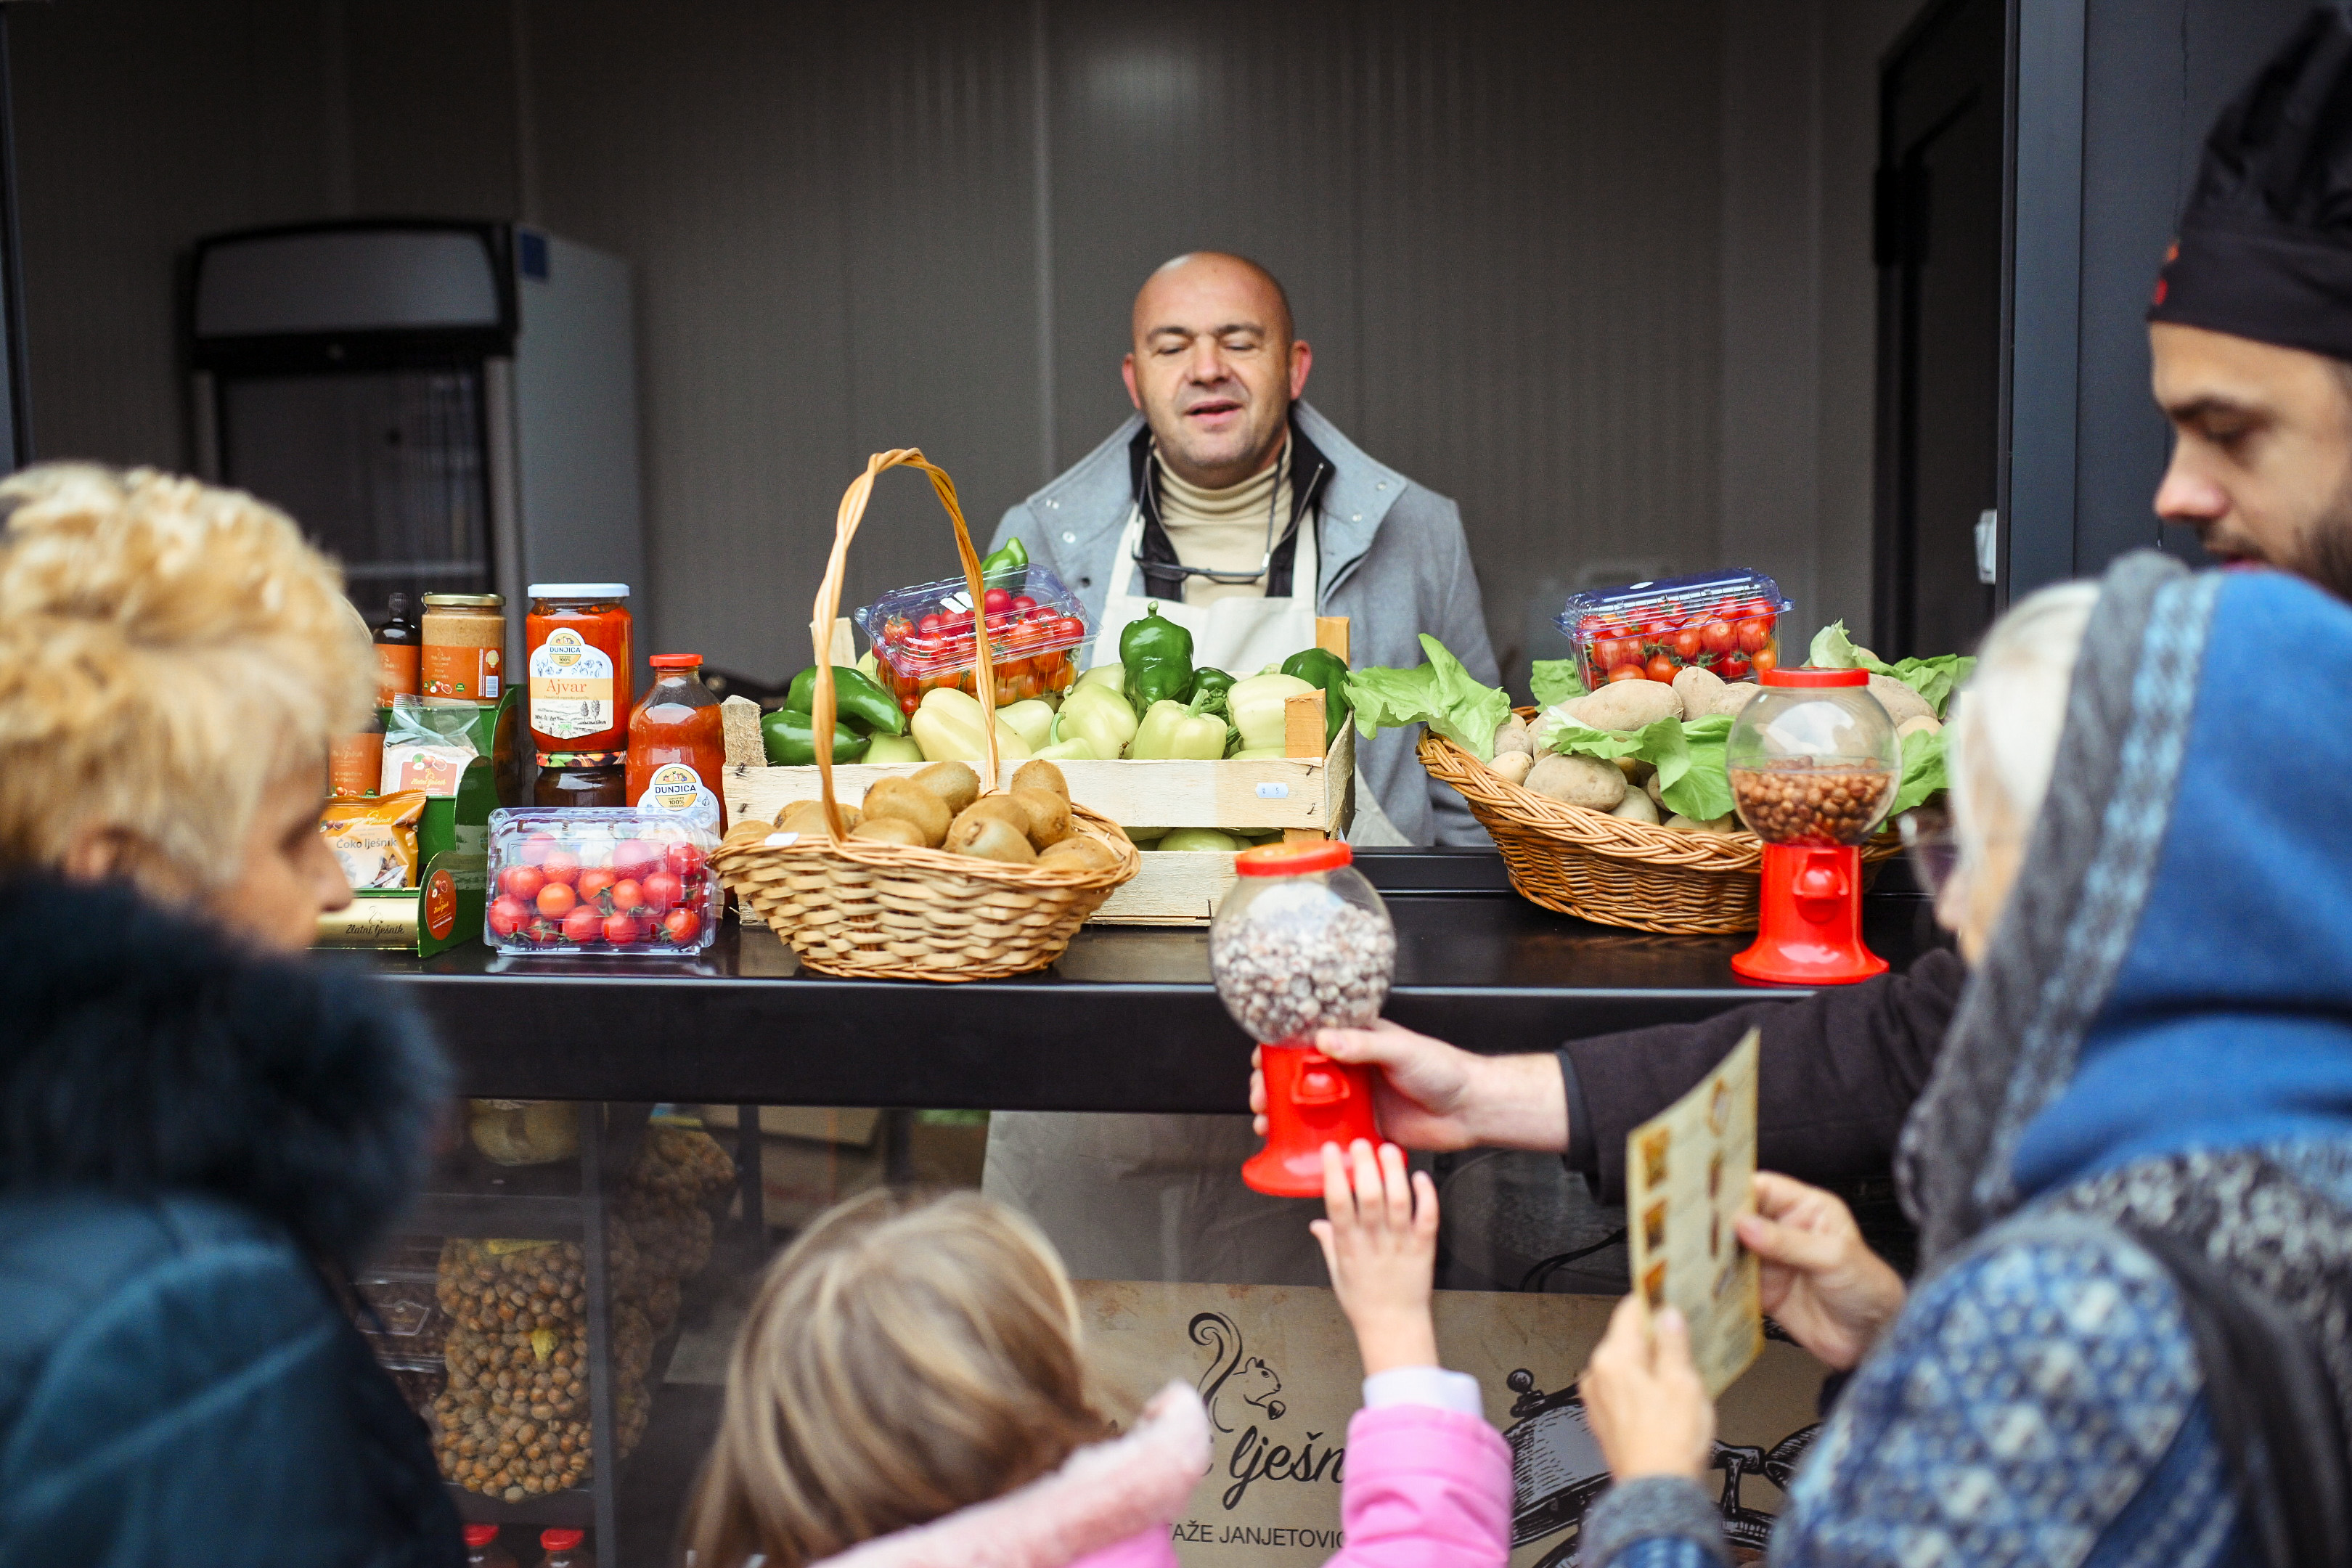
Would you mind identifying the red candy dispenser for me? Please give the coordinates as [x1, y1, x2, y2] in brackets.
[1726, 668, 1900, 984]
[1212, 841, 1397, 1197]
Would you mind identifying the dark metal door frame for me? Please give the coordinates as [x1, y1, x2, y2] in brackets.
[0, 8, 33, 471]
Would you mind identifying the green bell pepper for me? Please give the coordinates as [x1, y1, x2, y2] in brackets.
[761, 708, 872, 767]
[1280, 648, 1350, 747]
[1053, 683, 1139, 759]
[1124, 656, 1193, 716]
[1119, 600, 1193, 671]
[979, 535, 1029, 590]
[1187, 666, 1236, 717]
[1131, 696, 1228, 761]
[785, 665, 906, 736]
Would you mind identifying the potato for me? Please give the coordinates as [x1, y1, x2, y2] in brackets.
[1714, 682, 1763, 719]
[859, 776, 950, 846]
[1664, 812, 1740, 835]
[1008, 785, 1073, 849]
[909, 761, 980, 815]
[1895, 714, 1943, 740]
[848, 816, 928, 847]
[1671, 664, 1726, 718]
[776, 799, 858, 836]
[1492, 716, 1534, 756]
[1866, 674, 1933, 728]
[1487, 751, 1535, 786]
[945, 814, 1037, 863]
[1609, 789, 1659, 824]
[1644, 772, 1667, 808]
[1613, 756, 1655, 784]
[1038, 836, 1119, 874]
[1561, 680, 1683, 732]
[1524, 753, 1628, 810]
[1009, 759, 1070, 800]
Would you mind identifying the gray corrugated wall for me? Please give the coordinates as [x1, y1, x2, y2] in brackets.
[11, 0, 1903, 688]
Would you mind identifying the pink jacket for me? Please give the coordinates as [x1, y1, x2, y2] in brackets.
[809, 1381, 1511, 1568]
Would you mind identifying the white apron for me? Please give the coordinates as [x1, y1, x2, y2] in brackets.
[984, 505, 1334, 1284]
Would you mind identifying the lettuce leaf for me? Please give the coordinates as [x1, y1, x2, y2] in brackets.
[1891, 725, 1949, 816]
[1346, 634, 1514, 761]
[1530, 658, 1588, 709]
[1807, 620, 1975, 718]
[1538, 711, 1736, 822]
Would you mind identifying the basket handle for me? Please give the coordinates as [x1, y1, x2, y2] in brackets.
[808, 449, 997, 839]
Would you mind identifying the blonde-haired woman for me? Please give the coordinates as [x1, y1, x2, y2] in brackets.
[0, 465, 459, 1566]
[688, 1159, 1513, 1568]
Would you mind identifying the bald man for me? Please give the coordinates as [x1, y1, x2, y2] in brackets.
[987, 252, 1500, 848]
[981, 255, 1499, 1289]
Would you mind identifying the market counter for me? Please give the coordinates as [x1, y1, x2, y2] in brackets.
[381, 849, 1945, 1109]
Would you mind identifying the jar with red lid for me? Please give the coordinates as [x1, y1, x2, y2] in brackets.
[627, 654, 724, 821]
[526, 584, 633, 756]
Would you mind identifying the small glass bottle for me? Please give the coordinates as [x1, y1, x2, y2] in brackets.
[539, 1527, 595, 1568]
[462, 1523, 518, 1568]
[373, 593, 421, 707]
[627, 654, 724, 821]
[533, 751, 627, 809]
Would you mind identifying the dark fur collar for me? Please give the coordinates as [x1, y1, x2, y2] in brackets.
[0, 878, 446, 1267]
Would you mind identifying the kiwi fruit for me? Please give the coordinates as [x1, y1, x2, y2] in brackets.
[946, 814, 1037, 863]
[952, 796, 1031, 837]
[848, 816, 929, 848]
[1008, 786, 1072, 849]
[775, 799, 857, 836]
[859, 776, 951, 847]
[909, 761, 980, 816]
[1008, 759, 1069, 800]
[1038, 835, 1117, 874]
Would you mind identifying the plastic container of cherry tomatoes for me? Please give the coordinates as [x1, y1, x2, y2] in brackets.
[483, 807, 720, 955]
[856, 564, 1092, 716]
[1556, 569, 1792, 692]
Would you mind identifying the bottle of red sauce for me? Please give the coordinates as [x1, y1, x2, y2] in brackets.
[628, 653, 724, 823]
[525, 584, 633, 756]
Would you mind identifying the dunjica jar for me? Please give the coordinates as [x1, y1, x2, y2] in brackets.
[1211, 841, 1397, 1197]
[1725, 667, 1898, 984]
[526, 585, 633, 756]
[627, 654, 723, 821]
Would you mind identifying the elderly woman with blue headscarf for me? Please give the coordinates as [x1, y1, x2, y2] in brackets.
[1572, 550, 2352, 1568]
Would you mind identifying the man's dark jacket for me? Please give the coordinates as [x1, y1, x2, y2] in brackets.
[0, 881, 461, 1567]
[1561, 949, 1966, 1200]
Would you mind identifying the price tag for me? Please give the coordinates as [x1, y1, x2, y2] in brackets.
[1254, 783, 1291, 799]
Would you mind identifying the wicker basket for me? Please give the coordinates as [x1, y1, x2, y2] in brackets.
[1418, 708, 1900, 935]
[713, 449, 1139, 981]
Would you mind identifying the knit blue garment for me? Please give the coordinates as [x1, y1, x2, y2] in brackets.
[2008, 570, 2352, 1197]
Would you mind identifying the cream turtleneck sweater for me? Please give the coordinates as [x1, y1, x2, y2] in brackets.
[1154, 442, 1292, 608]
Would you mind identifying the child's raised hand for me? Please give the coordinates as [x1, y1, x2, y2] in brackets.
[1310, 1139, 1440, 1376]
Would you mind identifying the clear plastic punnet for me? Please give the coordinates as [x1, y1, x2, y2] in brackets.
[483, 806, 720, 955]
[856, 563, 1091, 715]
[1212, 840, 1397, 1197]
[1556, 568, 1792, 692]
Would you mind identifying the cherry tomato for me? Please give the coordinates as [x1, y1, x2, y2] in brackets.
[642, 870, 682, 912]
[561, 905, 604, 944]
[1608, 663, 1649, 684]
[1591, 637, 1631, 671]
[917, 612, 943, 636]
[519, 833, 558, 867]
[497, 864, 544, 902]
[613, 838, 658, 883]
[1720, 654, 1752, 679]
[540, 849, 581, 886]
[1700, 618, 1736, 656]
[662, 908, 701, 945]
[1646, 653, 1679, 684]
[1735, 617, 1772, 654]
[1749, 645, 1779, 677]
[487, 895, 531, 937]
[577, 867, 618, 904]
[611, 878, 645, 912]
[983, 587, 1013, 614]
[536, 882, 577, 920]
[1052, 616, 1085, 643]
[1673, 627, 1704, 661]
[527, 920, 563, 947]
[603, 912, 641, 945]
[665, 841, 707, 878]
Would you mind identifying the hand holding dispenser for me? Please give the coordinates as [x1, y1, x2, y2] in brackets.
[1725, 668, 1899, 984]
[1212, 841, 1397, 1196]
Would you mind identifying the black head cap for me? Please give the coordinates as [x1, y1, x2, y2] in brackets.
[2151, 6, 2352, 359]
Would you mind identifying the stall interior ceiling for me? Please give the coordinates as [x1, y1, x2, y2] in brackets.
[12, 0, 1924, 694]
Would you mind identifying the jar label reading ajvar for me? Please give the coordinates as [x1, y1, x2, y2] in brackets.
[528, 629, 615, 740]
[642, 762, 704, 813]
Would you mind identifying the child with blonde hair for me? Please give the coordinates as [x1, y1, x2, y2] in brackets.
[686, 1141, 1511, 1568]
